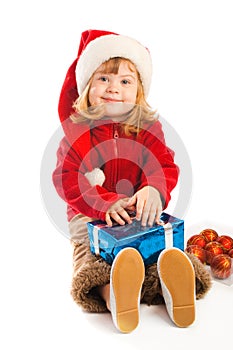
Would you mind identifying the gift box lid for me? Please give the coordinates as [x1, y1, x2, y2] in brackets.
[87, 212, 184, 251]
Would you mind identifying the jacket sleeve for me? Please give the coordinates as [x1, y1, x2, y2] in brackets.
[138, 120, 179, 209]
[52, 137, 126, 221]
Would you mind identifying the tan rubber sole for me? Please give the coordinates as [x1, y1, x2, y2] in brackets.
[111, 248, 145, 333]
[158, 248, 195, 327]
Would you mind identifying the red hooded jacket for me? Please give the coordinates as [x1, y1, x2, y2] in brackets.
[52, 116, 179, 222]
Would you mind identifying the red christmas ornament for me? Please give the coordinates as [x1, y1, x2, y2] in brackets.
[205, 241, 224, 264]
[228, 248, 233, 258]
[210, 254, 232, 279]
[217, 235, 233, 252]
[187, 234, 207, 248]
[200, 229, 218, 243]
[185, 245, 206, 264]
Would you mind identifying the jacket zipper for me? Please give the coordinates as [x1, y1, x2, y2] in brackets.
[112, 124, 119, 188]
[113, 124, 119, 155]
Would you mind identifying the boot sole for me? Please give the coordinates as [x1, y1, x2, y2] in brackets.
[157, 248, 195, 327]
[110, 248, 145, 333]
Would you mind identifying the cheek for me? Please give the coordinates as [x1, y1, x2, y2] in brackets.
[125, 88, 137, 103]
[88, 87, 97, 105]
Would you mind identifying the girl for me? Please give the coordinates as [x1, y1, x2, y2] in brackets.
[53, 29, 211, 333]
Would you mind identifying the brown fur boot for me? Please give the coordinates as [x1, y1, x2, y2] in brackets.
[71, 243, 212, 312]
[71, 243, 111, 312]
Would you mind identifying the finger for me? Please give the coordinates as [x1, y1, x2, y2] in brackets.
[141, 197, 158, 226]
[127, 195, 136, 206]
[147, 211, 156, 227]
[105, 213, 113, 227]
[109, 212, 126, 226]
[141, 203, 151, 226]
[127, 205, 136, 211]
[155, 204, 162, 224]
[135, 198, 145, 221]
[118, 209, 132, 225]
[146, 200, 159, 227]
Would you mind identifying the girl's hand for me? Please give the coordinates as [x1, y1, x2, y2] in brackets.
[105, 198, 135, 227]
[127, 186, 162, 226]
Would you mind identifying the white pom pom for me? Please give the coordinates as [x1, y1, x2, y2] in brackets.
[84, 168, 106, 187]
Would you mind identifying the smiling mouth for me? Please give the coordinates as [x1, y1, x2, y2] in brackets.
[102, 98, 123, 103]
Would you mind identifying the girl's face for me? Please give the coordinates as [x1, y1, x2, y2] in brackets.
[88, 60, 138, 106]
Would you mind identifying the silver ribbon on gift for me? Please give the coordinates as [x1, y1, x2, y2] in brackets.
[93, 225, 100, 255]
[163, 222, 174, 248]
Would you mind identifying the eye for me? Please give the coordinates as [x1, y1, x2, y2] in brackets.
[121, 79, 130, 85]
[99, 76, 109, 82]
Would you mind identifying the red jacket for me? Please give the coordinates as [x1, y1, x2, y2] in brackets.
[52, 117, 179, 222]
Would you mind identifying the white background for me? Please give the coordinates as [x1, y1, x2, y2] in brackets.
[1, 1, 233, 349]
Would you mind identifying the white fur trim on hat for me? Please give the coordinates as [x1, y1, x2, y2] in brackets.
[76, 34, 152, 97]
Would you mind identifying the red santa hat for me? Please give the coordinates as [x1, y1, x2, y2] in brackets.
[58, 29, 152, 124]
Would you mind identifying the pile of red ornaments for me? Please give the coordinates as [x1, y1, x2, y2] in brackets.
[185, 229, 233, 279]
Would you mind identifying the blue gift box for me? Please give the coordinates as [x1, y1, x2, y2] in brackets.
[87, 212, 184, 265]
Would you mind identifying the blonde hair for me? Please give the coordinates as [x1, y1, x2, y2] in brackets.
[71, 58, 157, 135]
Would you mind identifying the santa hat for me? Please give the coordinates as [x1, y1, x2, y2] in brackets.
[58, 29, 152, 124]
[76, 30, 152, 97]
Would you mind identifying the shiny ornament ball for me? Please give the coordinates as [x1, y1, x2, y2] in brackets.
[185, 245, 206, 264]
[200, 229, 218, 243]
[205, 241, 224, 264]
[187, 234, 207, 248]
[228, 248, 233, 258]
[217, 235, 233, 252]
[210, 254, 232, 279]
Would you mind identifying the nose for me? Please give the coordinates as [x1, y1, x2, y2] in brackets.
[106, 79, 119, 93]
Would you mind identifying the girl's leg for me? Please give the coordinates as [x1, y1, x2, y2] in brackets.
[96, 284, 110, 311]
[69, 214, 111, 312]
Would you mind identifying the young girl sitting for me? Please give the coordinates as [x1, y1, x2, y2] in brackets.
[53, 29, 211, 333]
